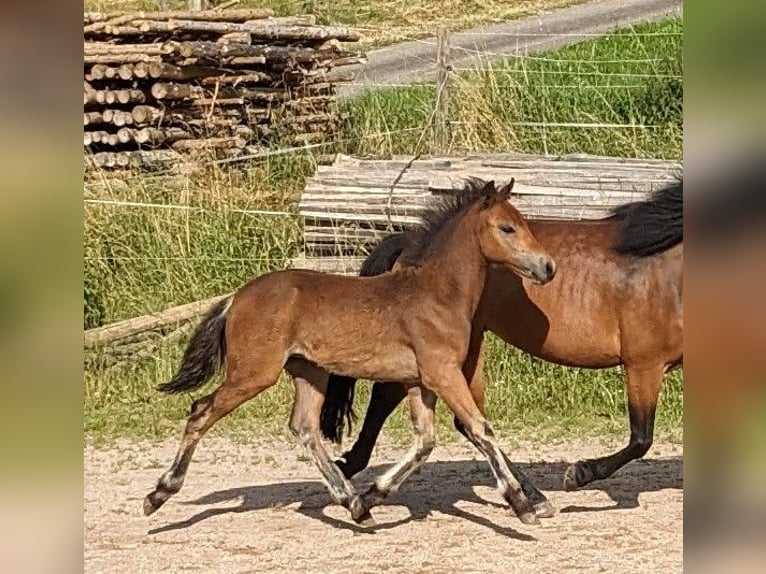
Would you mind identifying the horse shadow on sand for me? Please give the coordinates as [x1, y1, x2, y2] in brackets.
[147, 454, 681, 540]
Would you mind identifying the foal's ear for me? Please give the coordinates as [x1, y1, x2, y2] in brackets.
[497, 178, 515, 201]
[481, 180, 497, 207]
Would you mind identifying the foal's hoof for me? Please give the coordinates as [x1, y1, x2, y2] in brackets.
[349, 496, 375, 527]
[143, 492, 166, 516]
[353, 510, 377, 528]
[518, 510, 540, 526]
[533, 499, 556, 518]
[564, 461, 594, 491]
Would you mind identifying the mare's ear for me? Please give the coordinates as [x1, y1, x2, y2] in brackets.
[481, 180, 497, 207]
[497, 178, 515, 201]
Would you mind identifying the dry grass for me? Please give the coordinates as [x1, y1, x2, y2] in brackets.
[83, 0, 590, 48]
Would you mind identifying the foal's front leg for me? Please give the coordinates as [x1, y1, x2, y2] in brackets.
[358, 384, 437, 515]
[288, 364, 371, 525]
[420, 360, 539, 525]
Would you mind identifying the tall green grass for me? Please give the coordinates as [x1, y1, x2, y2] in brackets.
[84, 18, 683, 443]
[340, 18, 682, 159]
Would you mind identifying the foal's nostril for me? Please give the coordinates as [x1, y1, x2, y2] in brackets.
[545, 259, 556, 280]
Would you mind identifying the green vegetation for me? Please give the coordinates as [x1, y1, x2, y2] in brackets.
[340, 18, 682, 158]
[84, 18, 683, 444]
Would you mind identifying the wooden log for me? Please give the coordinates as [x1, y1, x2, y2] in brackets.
[118, 63, 135, 80]
[85, 149, 183, 170]
[83, 111, 103, 126]
[112, 110, 134, 127]
[135, 127, 194, 144]
[131, 105, 162, 124]
[84, 42, 170, 56]
[172, 136, 247, 151]
[133, 20, 360, 42]
[116, 128, 134, 144]
[174, 41, 340, 64]
[147, 62, 227, 81]
[83, 293, 229, 348]
[84, 9, 275, 33]
[84, 54, 163, 65]
[88, 64, 108, 80]
[200, 72, 272, 86]
[151, 82, 205, 100]
[226, 56, 266, 66]
[217, 32, 251, 45]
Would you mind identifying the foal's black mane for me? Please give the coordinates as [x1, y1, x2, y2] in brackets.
[611, 178, 683, 257]
[396, 177, 496, 266]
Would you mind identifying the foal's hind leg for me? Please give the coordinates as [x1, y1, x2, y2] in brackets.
[358, 385, 437, 514]
[144, 365, 282, 516]
[420, 361, 538, 525]
[565, 364, 664, 490]
[287, 361, 371, 525]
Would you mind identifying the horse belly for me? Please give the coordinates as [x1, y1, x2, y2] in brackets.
[299, 342, 421, 383]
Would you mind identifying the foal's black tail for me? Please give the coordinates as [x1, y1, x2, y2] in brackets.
[157, 296, 232, 394]
[319, 232, 412, 443]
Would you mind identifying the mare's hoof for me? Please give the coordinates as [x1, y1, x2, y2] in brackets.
[564, 461, 594, 491]
[518, 510, 540, 526]
[143, 492, 165, 516]
[533, 499, 556, 518]
[335, 455, 362, 480]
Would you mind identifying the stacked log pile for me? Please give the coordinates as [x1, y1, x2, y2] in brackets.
[295, 152, 682, 270]
[83, 8, 364, 170]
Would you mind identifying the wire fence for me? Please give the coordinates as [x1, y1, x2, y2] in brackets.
[84, 14, 683, 327]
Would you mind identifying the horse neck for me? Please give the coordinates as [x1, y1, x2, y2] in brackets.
[417, 210, 488, 316]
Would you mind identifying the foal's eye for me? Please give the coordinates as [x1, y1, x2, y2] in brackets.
[498, 224, 515, 234]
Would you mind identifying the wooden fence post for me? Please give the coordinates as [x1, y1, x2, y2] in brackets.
[435, 27, 451, 153]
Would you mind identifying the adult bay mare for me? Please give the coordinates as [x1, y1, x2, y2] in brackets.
[144, 179, 556, 527]
[321, 180, 683, 510]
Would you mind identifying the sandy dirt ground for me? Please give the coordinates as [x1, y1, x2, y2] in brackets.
[84, 436, 682, 574]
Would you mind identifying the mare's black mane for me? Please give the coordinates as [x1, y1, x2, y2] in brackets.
[612, 178, 683, 257]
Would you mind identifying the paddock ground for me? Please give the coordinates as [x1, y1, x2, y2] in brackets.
[84, 436, 682, 573]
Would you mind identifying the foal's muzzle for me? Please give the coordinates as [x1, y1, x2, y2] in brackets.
[530, 257, 556, 285]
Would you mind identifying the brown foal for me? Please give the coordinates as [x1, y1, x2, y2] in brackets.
[320, 180, 683, 513]
[143, 179, 556, 526]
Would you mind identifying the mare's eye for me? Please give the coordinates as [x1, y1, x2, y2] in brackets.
[498, 224, 515, 234]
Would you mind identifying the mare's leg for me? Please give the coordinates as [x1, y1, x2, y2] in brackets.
[337, 382, 409, 478]
[420, 361, 539, 525]
[565, 364, 664, 490]
[454, 333, 554, 517]
[144, 362, 282, 516]
[358, 385, 437, 514]
[288, 362, 371, 524]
